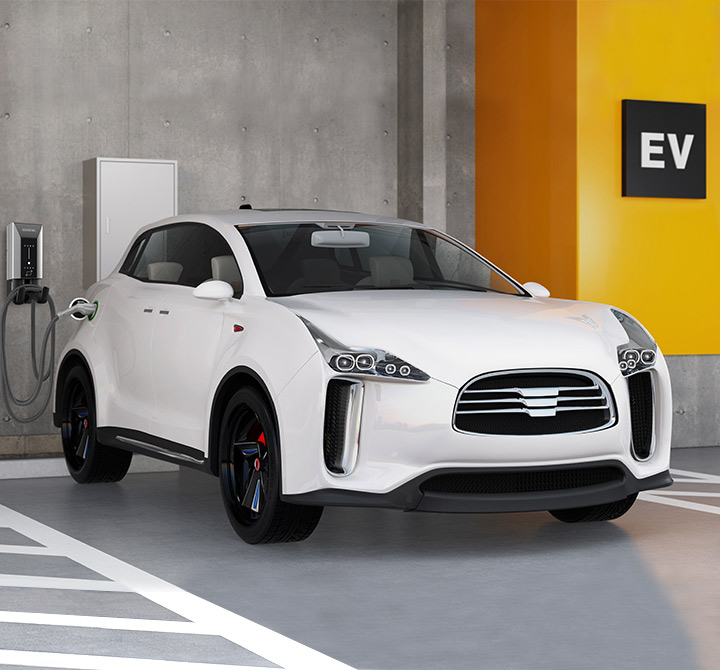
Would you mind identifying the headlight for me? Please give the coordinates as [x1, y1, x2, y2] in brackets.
[298, 316, 430, 381]
[611, 309, 657, 376]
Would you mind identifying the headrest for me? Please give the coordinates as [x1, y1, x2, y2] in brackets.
[211, 255, 243, 294]
[146, 262, 183, 283]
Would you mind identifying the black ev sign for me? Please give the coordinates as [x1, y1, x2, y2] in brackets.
[622, 99, 706, 199]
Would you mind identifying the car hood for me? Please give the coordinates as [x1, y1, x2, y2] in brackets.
[271, 290, 628, 388]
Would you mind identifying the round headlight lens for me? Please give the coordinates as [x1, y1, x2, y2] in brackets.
[355, 354, 375, 371]
[335, 354, 356, 372]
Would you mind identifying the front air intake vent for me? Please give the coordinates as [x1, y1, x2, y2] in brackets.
[628, 371, 654, 460]
[421, 466, 625, 495]
[453, 370, 615, 436]
[323, 379, 364, 476]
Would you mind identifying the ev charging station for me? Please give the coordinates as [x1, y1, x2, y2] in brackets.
[2, 222, 95, 423]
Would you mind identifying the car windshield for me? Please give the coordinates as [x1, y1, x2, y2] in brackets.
[237, 222, 524, 297]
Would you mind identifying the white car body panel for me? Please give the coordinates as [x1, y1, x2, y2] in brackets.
[56, 209, 672, 515]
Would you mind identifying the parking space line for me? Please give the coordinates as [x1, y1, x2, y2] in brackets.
[0, 544, 60, 556]
[644, 491, 720, 498]
[0, 503, 355, 670]
[639, 468, 720, 516]
[0, 649, 264, 670]
[0, 575, 127, 591]
[639, 492, 720, 516]
[670, 468, 720, 484]
[0, 611, 207, 634]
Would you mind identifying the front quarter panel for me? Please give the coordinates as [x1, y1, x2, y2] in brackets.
[205, 297, 319, 453]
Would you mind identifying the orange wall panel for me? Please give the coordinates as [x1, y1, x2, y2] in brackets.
[577, 0, 720, 354]
[475, 0, 577, 299]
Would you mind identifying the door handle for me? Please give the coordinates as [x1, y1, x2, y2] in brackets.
[143, 308, 153, 313]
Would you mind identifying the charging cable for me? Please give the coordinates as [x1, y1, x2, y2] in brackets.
[0, 284, 95, 423]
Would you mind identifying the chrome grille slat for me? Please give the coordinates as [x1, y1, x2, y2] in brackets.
[458, 395, 604, 405]
[453, 370, 616, 436]
[461, 385, 600, 395]
[456, 405, 610, 415]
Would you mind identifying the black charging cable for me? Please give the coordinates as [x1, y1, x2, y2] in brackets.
[0, 285, 94, 423]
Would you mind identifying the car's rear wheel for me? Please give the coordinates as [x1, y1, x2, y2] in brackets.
[549, 493, 638, 523]
[60, 365, 132, 483]
[219, 387, 323, 544]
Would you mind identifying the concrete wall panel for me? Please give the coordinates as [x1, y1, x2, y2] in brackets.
[127, 0, 397, 216]
[446, 0, 474, 246]
[666, 355, 720, 448]
[0, 0, 129, 437]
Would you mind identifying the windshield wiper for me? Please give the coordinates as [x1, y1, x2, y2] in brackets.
[412, 280, 490, 293]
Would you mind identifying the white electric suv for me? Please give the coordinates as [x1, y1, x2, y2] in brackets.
[54, 210, 672, 543]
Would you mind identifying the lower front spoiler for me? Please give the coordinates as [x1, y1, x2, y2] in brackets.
[282, 461, 673, 513]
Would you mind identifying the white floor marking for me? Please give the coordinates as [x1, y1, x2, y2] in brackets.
[0, 649, 264, 670]
[0, 544, 59, 556]
[670, 468, 720, 484]
[0, 574, 127, 591]
[0, 610, 209, 634]
[639, 468, 720, 516]
[639, 492, 720, 516]
[645, 491, 720, 498]
[0, 503, 355, 670]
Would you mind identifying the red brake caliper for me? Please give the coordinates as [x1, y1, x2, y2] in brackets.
[255, 432, 265, 471]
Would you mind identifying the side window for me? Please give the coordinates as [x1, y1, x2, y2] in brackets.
[120, 223, 242, 295]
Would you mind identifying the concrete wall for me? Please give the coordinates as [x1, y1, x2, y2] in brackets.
[666, 356, 720, 449]
[0, 0, 475, 456]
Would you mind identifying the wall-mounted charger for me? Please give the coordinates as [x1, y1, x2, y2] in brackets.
[6, 222, 43, 303]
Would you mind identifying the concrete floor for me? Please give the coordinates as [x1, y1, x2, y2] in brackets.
[0, 447, 719, 670]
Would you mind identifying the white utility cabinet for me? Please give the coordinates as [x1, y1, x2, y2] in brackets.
[83, 157, 178, 287]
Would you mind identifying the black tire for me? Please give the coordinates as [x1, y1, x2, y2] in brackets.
[60, 365, 132, 483]
[219, 387, 323, 544]
[549, 493, 638, 523]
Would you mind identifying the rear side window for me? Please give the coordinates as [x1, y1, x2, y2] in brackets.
[120, 223, 241, 292]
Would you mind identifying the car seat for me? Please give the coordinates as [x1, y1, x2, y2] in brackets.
[146, 262, 183, 283]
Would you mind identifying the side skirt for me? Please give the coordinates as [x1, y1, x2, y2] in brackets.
[97, 427, 213, 474]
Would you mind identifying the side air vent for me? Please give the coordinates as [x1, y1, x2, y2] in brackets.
[454, 370, 616, 436]
[323, 379, 364, 476]
[628, 371, 654, 460]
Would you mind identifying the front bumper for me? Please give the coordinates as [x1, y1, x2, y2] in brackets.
[277, 352, 673, 501]
[283, 461, 672, 512]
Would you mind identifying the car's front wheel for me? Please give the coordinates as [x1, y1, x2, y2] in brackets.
[549, 493, 638, 523]
[60, 365, 132, 483]
[218, 387, 323, 544]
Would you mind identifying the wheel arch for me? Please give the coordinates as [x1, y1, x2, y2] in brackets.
[54, 350, 94, 428]
[208, 366, 279, 477]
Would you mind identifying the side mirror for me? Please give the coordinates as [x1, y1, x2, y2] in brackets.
[523, 281, 551, 298]
[193, 280, 234, 301]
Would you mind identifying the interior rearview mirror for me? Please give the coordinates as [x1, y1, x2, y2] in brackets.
[311, 230, 370, 248]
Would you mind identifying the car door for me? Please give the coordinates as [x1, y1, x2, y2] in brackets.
[103, 230, 173, 433]
[148, 223, 243, 455]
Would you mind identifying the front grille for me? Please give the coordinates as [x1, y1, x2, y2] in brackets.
[628, 371, 654, 460]
[420, 466, 625, 495]
[454, 370, 615, 436]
